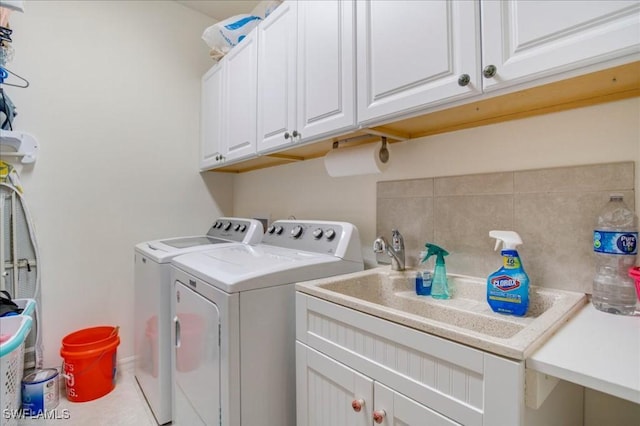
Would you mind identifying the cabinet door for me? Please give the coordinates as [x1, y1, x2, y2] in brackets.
[374, 382, 462, 426]
[356, 0, 481, 124]
[296, 343, 372, 426]
[223, 30, 258, 162]
[296, 0, 356, 141]
[481, 1, 640, 91]
[200, 63, 224, 170]
[256, 1, 298, 153]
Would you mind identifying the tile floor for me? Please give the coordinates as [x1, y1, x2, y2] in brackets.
[17, 362, 157, 425]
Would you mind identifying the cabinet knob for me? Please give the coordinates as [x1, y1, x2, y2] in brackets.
[292, 130, 299, 138]
[373, 409, 386, 424]
[458, 73, 470, 87]
[284, 131, 291, 140]
[351, 399, 365, 412]
[483, 64, 497, 78]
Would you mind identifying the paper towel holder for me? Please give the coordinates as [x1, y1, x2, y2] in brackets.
[331, 136, 389, 164]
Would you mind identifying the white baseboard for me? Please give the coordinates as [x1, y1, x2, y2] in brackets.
[117, 355, 136, 374]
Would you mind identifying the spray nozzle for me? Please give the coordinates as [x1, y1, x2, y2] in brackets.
[422, 243, 449, 265]
[489, 230, 523, 251]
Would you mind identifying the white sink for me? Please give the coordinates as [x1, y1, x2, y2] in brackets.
[296, 266, 587, 359]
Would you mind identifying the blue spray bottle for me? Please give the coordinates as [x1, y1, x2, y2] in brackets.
[487, 231, 530, 316]
[422, 244, 450, 299]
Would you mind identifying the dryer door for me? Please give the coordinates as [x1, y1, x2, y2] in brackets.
[173, 280, 221, 426]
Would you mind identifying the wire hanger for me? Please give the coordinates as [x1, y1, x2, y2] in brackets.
[0, 66, 28, 88]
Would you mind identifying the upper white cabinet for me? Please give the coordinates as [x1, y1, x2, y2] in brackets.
[256, 1, 298, 152]
[296, 0, 356, 143]
[200, 63, 224, 170]
[356, 0, 639, 125]
[200, 31, 258, 169]
[481, 0, 640, 92]
[356, 0, 482, 124]
[201, 0, 639, 172]
[257, 0, 356, 154]
[222, 29, 259, 163]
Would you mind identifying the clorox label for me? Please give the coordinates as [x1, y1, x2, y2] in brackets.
[491, 275, 520, 291]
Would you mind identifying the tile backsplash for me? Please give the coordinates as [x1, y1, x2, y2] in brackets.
[376, 162, 635, 294]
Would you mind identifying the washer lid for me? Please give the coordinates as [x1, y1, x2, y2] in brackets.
[172, 244, 362, 293]
[135, 237, 243, 263]
[134, 217, 265, 263]
[158, 236, 227, 249]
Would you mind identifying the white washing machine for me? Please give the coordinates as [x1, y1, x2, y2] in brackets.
[169, 220, 364, 426]
[134, 217, 263, 425]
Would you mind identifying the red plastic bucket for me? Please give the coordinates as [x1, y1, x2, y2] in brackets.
[60, 326, 120, 402]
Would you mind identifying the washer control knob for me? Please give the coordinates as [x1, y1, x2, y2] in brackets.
[234, 224, 241, 231]
[213, 221, 221, 228]
[312, 228, 323, 239]
[223, 222, 232, 231]
[275, 225, 284, 235]
[267, 225, 276, 234]
[240, 224, 247, 232]
[291, 225, 304, 238]
[325, 228, 336, 241]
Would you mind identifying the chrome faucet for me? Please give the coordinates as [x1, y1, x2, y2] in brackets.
[373, 229, 405, 271]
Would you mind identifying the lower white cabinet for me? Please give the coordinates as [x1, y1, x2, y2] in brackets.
[295, 292, 583, 426]
[297, 343, 462, 426]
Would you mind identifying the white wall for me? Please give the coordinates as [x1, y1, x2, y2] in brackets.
[234, 97, 640, 267]
[7, 1, 233, 367]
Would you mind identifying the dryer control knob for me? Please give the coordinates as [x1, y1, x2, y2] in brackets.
[291, 225, 304, 238]
[223, 222, 232, 231]
[214, 221, 222, 228]
[275, 226, 284, 235]
[325, 229, 336, 241]
[312, 228, 323, 239]
[234, 224, 241, 231]
[267, 225, 276, 234]
[240, 224, 247, 232]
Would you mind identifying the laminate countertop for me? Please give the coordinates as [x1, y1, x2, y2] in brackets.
[527, 303, 640, 404]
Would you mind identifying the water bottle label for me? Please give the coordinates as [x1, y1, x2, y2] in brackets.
[593, 230, 638, 255]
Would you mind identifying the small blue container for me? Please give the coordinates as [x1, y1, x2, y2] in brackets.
[22, 368, 59, 415]
[416, 271, 432, 296]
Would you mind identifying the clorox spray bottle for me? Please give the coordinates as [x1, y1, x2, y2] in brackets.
[487, 231, 530, 316]
[422, 244, 450, 299]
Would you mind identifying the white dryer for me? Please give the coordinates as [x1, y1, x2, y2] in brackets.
[170, 220, 364, 426]
[134, 217, 263, 425]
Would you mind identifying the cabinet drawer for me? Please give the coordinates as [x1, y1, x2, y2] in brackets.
[296, 293, 484, 426]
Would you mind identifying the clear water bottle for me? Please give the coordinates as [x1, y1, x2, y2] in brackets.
[592, 194, 638, 315]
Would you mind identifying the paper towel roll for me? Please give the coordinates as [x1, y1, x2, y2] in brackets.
[324, 141, 390, 177]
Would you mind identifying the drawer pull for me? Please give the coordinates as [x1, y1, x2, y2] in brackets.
[483, 64, 497, 78]
[373, 409, 386, 424]
[351, 399, 364, 412]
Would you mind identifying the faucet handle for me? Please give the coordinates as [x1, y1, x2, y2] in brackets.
[391, 229, 404, 250]
[373, 236, 387, 253]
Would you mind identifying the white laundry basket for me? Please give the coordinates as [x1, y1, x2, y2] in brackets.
[1, 315, 33, 426]
[13, 298, 38, 370]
